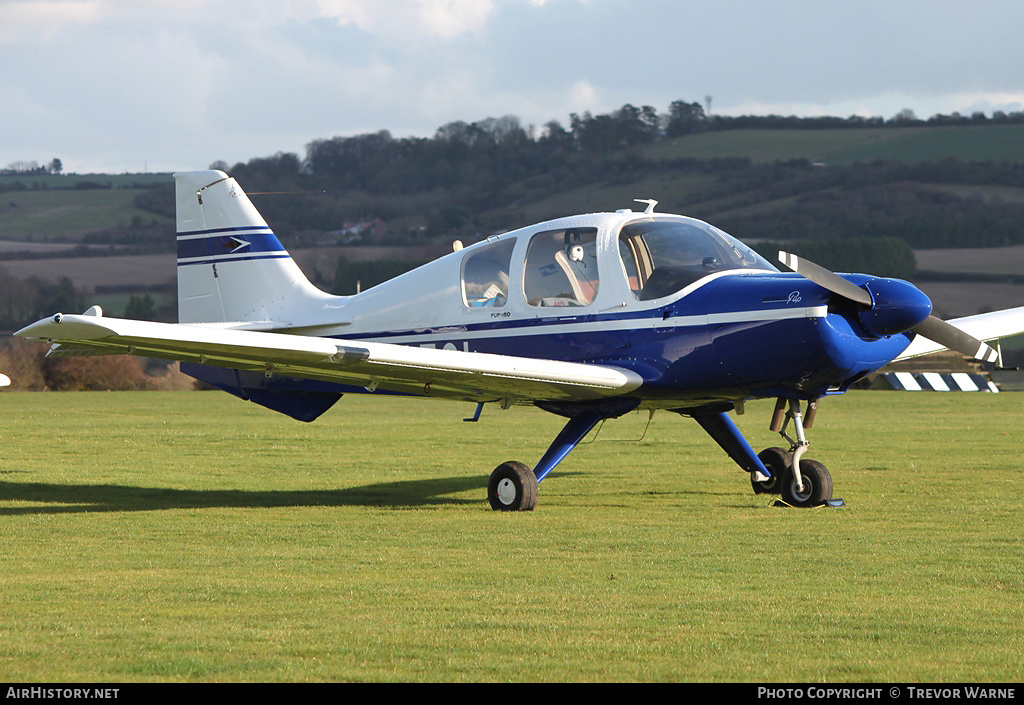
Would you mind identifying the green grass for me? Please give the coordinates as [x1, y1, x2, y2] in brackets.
[648, 128, 884, 164]
[0, 173, 171, 190]
[824, 124, 1024, 165]
[646, 124, 1024, 166]
[0, 188, 171, 242]
[1, 391, 1023, 682]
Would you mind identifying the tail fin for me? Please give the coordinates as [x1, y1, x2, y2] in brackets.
[174, 170, 333, 325]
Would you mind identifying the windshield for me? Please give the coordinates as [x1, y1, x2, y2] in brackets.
[618, 219, 776, 300]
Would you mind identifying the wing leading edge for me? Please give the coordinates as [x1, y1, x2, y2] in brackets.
[16, 312, 644, 404]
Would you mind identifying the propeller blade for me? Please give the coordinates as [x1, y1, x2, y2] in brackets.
[911, 315, 999, 363]
[779, 252, 996, 361]
[778, 251, 873, 306]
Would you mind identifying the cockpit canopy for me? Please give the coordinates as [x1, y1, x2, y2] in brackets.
[619, 218, 777, 300]
[460, 214, 776, 310]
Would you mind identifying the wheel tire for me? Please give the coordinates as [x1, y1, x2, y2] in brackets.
[752, 447, 790, 495]
[488, 461, 538, 511]
[780, 458, 833, 507]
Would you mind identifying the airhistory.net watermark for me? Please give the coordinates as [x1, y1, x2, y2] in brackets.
[6, 689, 119, 700]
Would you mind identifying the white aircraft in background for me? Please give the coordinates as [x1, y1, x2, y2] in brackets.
[17, 171, 1024, 510]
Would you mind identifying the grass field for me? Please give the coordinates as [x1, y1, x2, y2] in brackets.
[645, 124, 1024, 165]
[0, 188, 171, 242]
[1, 390, 1022, 682]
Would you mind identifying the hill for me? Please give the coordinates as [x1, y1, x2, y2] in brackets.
[3, 119, 1024, 330]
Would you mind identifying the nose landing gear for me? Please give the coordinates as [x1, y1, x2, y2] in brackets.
[754, 398, 835, 507]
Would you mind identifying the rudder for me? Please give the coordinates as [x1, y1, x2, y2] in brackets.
[174, 170, 334, 325]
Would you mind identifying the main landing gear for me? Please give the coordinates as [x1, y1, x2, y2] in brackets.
[485, 397, 835, 511]
[751, 398, 834, 507]
[488, 404, 627, 512]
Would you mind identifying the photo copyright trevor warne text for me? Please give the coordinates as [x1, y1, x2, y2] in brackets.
[757, 687, 1017, 701]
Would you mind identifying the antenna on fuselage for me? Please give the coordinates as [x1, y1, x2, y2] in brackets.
[634, 198, 658, 215]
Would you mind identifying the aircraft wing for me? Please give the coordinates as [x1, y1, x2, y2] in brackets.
[894, 306, 1024, 361]
[16, 313, 643, 404]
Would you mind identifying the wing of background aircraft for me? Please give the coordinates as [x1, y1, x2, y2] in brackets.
[16, 310, 643, 405]
[893, 306, 1024, 362]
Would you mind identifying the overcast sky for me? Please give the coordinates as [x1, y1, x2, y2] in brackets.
[3, 0, 1023, 174]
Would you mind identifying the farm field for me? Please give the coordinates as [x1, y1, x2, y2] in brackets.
[0, 245, 444, 297]
[644, 124, 1024, 165]
[1, 391, 1022, 682]
[0, 187, 170, 242]
[916, 281, 1024, 319]
[915, 244, 1024, 275]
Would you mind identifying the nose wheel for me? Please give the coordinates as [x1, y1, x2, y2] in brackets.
[780, 458, 833, 507]
[756, 398, 834, 507]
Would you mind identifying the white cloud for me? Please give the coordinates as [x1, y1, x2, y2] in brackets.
[305, 0, 496, 42]
[0, 0, 102, 42]
[949, 93, 1024, 117]
[565, 81, 599, 115]
[4, 0, 1024, 173]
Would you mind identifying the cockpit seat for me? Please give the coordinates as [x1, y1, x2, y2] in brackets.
[638, 265, 709, 300]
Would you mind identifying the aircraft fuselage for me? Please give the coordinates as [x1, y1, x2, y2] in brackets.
[209, 209, 913, 411]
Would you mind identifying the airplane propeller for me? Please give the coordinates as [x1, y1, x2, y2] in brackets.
[779, 251, 998, 363]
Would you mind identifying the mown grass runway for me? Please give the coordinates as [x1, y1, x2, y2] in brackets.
[1, 391, 1022, 682]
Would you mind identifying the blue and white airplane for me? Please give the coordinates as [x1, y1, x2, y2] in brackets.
[17, 170, 1024, 510]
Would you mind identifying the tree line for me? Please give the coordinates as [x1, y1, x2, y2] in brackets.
[0, 270, 187, 390]
[223, 99, 1024, 198]
[0, 266, 170, 330]
[2, 159, 62, 175]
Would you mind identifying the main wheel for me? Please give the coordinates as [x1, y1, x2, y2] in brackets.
[780, 458, 833, 507]
[752, 447, 791, 494]
[488, 461, 538, 511]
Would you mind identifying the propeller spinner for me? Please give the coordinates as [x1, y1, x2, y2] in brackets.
[779, 251, 998, 363]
